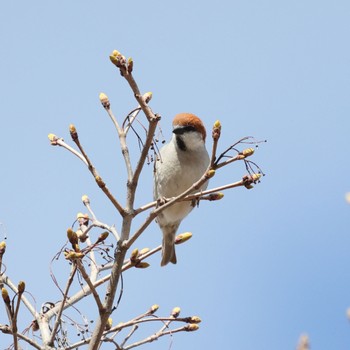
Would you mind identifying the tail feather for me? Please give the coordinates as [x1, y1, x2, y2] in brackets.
[160, 222, 180, 266]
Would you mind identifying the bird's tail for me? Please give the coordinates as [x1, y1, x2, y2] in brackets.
[160, 223, 179, 266]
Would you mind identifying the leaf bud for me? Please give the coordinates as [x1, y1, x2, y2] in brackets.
[64, 251, 84, 260]
[0, 241, 6, 256]
[69, 124, 78, 141]
[251, 173, 261, 182]
[67, 228, 79, 245]
[1, 287, 10, 304]
[241, 148, 255, 157]
[130, 248, 139, 263]
[189, 316, 201, 324]
[135, 262, 150, 269]
[18, 281, 25, 294]
[186, 324, 199, 332]
[143, 92, 153, 104]
[97, 231, 109, 243]
[81, 194, 90, 205]
[48, 133, 58, 145]
[139, 248, 150, 255]
[150, 304, 159, 314]
[109, 50, 122, 67]
[127, 57, 133, 73]
[105, 317, 112, 330]
[213, 120, 221, 129]
[95, 176, 105, 188]
[207, 192, 224, 201]
[99, 92, 110, 109]
[171, 307, 181, 318]
[175, 232, 192, 245]
[206, 169, 216, 179]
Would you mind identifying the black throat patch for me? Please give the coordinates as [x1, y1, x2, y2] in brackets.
[175, 135, 187, 151]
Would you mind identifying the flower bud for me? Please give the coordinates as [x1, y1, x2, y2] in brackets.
[171, 307, 181, 318]
[127, 57, 133, 73]
[213, 120, 221, 129]
[207, 192, 224, 201]
[135, 262, 150, 269]
[139, 248, 150, 255]
[109, 50, 122, 67]
[189, 316, 201, 324]
[143, 92, 153, 104]
[95, 176, 105, 188]
[69, 124, 78, 141]
[97, 231, 109, 243]
[67, 228, 79, 245]
[105, 317, 112, 330]
[150, 304, 159, 314]
[175, 232, 192, 245]
[251, 173, 261, 182]
[186, 324, 199, 332]
[81, 194, 90, 205]
[241, 148, 255, 157]
[48, 133, 58, 145]
[2, 287, 10, 304]
[18, 281, 25, 294]
[206, 169, 216, 179]
[130, 248, 139, 262]
[64, 251, 84, 260]
[99, 92, 110, 109]
[0, 241, 6, 256]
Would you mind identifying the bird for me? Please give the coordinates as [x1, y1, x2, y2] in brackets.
[153, 113, 210, 266]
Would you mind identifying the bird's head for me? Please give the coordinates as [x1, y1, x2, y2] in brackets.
[172, 113, 207, 152]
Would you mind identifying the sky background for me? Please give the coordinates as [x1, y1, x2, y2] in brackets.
[0, 1, 349, 349]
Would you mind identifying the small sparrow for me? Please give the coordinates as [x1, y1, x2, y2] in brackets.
[154, 113, 210, 266]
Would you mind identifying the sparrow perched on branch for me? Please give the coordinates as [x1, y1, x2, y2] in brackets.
[153, 113, 210, 266]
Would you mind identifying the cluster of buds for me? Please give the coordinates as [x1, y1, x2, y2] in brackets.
[109, 50, 133, 75]
[212, 120, 221, 140]
[242, 173, 262, 189]
[128, 248, 150, 268]
[67, 228, 80, 252]
[65, 228, 84, 261]
[238, 147, 255, 160]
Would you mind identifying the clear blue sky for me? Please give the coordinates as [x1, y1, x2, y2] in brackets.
[1, 1, 349, 349]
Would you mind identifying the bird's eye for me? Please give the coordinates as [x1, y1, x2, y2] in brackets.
[182, 125, 196, 132]
[173, 125, 196, 135]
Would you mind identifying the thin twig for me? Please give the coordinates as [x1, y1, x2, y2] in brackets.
[0, 325, 42, 350]
[105, 107, 134, 182]
[55, 139, 89, 166]
[49, 264, 78, 346]
[76, 260, 104, 314]
[1, 274, 37, 317]
[71, 134, 125, 217]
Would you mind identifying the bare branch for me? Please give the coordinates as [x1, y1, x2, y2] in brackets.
[48, 264, 77, 346]
[0, 324, 42, 350]
[76, 260, 104, 314]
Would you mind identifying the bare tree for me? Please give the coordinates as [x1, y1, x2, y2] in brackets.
[0, 50, 264, 350]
